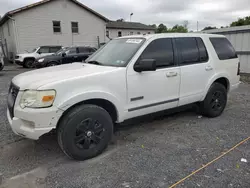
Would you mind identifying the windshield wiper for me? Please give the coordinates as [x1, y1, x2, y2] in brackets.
[87, 60, 103, 65]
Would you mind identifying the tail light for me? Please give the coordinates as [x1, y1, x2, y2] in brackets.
[237, 62, 240, 75]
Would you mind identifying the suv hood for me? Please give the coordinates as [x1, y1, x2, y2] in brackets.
[17, 52, 35, 57]
[12, 63, 120, 90]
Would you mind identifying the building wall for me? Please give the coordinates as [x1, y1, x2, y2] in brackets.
[13, 0, 106, 53]
[107, 28, 155, 39]
[0, 19, 16, 59]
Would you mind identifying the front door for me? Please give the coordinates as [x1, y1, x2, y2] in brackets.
[62, 47, 78, 64]
[126, 38, 181, 119]
[175, 37, 215, 106]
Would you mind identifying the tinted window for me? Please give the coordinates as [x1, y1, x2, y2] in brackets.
[141, 38, 174, 68]
[38, 47, 50, 53]
[196, 38, 208, 62]
[79, 47, 88, 53]
[210, 37, 237, 60]
[50, 47, 61, 53]
[176, 37, 199, 65]
[66, 47, 77, 54]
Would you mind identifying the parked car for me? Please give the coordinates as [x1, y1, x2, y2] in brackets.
[7, 34, 240, 160]
[15, 45, 62, 68]
[0, 57, 4, 71]
[34, 46, 96, 68]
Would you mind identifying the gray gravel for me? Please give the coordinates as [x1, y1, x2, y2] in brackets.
[0, 67, 249, 188]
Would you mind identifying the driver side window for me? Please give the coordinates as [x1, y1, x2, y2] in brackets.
[38, 47, 50, 54]
[140, 38, 174, 68]
[66, 48, 77, 55]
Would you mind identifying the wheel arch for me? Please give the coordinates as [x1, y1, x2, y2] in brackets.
[23, 57, 36, 62]
[202, 74, 230, 101]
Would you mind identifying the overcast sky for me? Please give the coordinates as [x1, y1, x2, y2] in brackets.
[0, 0, 250, 30]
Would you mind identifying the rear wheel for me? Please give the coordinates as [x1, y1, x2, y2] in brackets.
[200, 83, 227, 117]
[23, 59, 34, 68]
[57, 104, 113, 160]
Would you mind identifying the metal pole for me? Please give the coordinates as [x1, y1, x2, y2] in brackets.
[197, 21, 199, 32]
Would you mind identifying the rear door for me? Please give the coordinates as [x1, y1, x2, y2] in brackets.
[175, 37, 214, 106]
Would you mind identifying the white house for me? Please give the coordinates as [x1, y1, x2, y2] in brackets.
[0, 0, 108, 60]
[106, 21, 155, 39]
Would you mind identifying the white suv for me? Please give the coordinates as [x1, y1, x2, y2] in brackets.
[15, 46, 62, 68]
[7, 34, 240, 160]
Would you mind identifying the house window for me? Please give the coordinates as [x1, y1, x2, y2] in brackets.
[71, 22, 79, 33]
[106, 30, 109, 38]
[130, 32, 133, 35]
[118, 31, 122, 37]
[137, 32, 141, 34]
[53, 21, 61, 33]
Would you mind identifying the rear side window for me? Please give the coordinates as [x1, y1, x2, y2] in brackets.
[78, 47, 88, 53]
[196, 38, 208, 62]
[210, 37, 237, 60]
[140, 38, 174, 68]
[176, 37, 199, 65]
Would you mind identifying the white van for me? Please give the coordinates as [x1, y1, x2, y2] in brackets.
[7, 33, 240, 160]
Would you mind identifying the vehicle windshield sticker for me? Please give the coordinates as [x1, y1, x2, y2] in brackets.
[126, 39, 143, 44]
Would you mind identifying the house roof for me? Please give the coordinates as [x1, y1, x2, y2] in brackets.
[107, 21, 155, 30]
[201, 25, 250, 35]
[0, 0, 109, 26]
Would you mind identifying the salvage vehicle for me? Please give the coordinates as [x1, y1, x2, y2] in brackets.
[15, 46, 62, 68]
[7, 34, 240, 160]
[34, 46, 96, 68]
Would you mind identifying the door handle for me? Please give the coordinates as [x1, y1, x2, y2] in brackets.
[205, 66, 213, 71]
[166, 72, 178, 77]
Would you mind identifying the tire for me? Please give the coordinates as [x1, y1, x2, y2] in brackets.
[200, 83, 227, 117]
[57, 104, 113, 160]
[23, 59, 34, 68]
[0, 64, 3, 71]
[46, 61, 58, 67]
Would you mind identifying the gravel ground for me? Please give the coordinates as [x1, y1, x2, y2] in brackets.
[0, 67, 249, 188]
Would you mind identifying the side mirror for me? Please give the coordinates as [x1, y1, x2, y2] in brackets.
[62, 52, 66, 57]
[134, 59, 156, 72]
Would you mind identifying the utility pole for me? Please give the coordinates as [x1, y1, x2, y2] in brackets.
[197, 21, 199, 32]
[130, 13, 133, 22]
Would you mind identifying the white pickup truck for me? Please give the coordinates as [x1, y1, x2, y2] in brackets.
[14, 45, 62, 68]
[7, 33, 240, 160]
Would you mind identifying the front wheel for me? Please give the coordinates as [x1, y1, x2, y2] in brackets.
[200, 83, 227, 117]
[57, 104, 113, 160]
[23, 59, 34, 68]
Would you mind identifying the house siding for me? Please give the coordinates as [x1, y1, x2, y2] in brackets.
[13, 0, 106, 53]
[107, 28, 155, 39]
[0, 19, 16, 58]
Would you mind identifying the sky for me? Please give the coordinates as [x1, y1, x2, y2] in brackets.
[0, 0, 250, 31]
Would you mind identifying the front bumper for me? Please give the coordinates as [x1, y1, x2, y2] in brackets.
[7, 104, 63, 140]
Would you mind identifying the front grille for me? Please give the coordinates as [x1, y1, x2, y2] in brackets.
[15, 56, 19, 59]
[7, 82, 19, 119]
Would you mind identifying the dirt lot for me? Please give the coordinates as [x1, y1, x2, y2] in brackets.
[0, 66, 249, 188]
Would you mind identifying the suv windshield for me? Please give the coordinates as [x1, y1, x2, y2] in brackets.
[86, 38, 145, 67]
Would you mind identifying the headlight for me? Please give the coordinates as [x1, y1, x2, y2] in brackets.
[38, 58, 44, 63]
[20, 90, 56, 109]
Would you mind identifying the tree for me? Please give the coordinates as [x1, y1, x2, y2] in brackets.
[156, 23, 168, 33]
[168, 25, 188, 33]
[202, 26, 217, 31]
[116, 18, 124, 22]
[230, 16, 250, 27]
